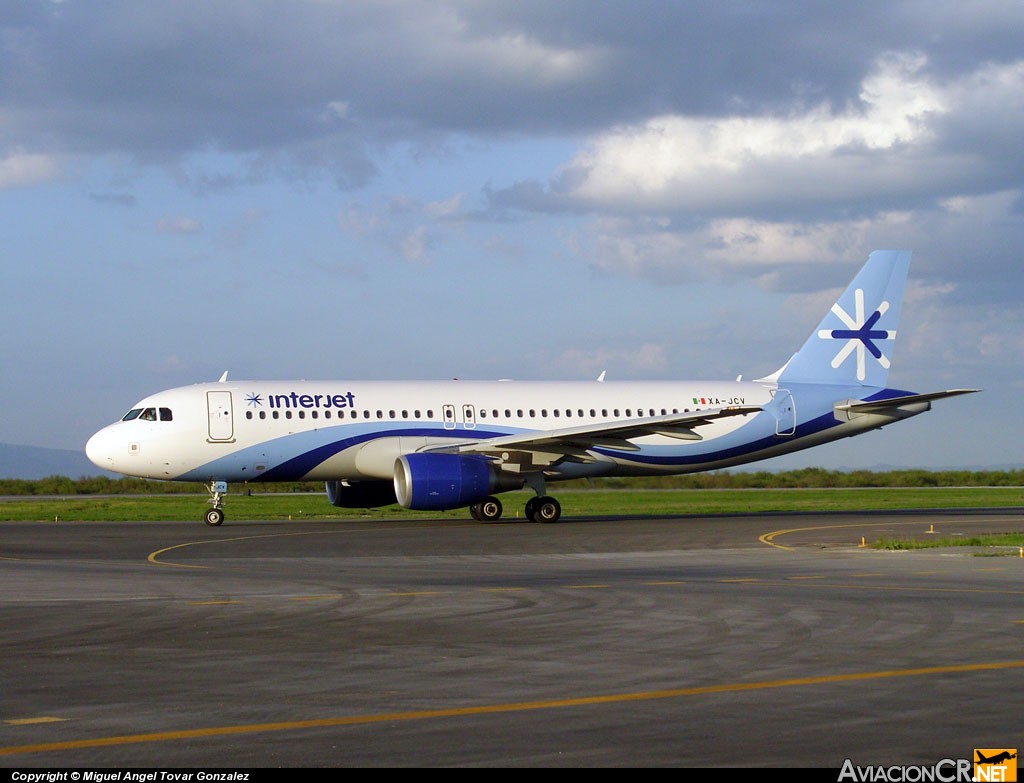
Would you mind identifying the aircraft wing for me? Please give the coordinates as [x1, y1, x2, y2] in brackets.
[431, 405, 762, 465]
[835, 388, 980, 414]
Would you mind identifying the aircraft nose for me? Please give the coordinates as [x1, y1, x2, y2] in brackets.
[85, 427, 116, 471]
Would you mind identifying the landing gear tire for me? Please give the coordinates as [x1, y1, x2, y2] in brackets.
[470, 497, 503, 522]
[527, 496, 561, 523]
[204, 508, 225, 527]
[525, 497, 539, 520]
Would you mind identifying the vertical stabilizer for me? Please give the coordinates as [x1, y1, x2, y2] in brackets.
[776, 250, 911, 387]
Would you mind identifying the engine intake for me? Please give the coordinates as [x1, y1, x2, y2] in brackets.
[393, 453, 524, 510]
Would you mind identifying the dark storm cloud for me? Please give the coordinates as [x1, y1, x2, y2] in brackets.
[3, 1, 1022, 288]
[4, 1, 1017, 163]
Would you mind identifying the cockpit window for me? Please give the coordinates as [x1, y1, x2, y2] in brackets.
[122, 407, 172, 422]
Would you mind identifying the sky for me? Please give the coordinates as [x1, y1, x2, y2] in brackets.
[1, 1, 1022, 470]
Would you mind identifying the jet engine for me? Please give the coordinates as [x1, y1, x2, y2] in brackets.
[393, 453, 524, 510]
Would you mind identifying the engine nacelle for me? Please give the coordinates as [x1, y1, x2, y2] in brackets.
[325, 479, 397, 509]
[393, 453, 524, 511]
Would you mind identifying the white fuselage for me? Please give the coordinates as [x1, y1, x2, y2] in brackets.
[85, 378, 906, 485]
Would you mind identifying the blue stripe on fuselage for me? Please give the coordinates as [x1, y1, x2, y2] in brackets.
[174, 425, 513, 482]
[592, 410, 838, 467]
[591, 386, 912, 468]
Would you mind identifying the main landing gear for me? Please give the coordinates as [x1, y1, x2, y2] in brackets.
[468, 494, 562, 523]
[469, 496, 503, 521]
[525, 495, 561, 523]
[205, 480, 227, 526]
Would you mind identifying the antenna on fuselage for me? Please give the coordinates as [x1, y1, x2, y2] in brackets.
[597, 371, 606, 382]
[218, 371, 229, 382]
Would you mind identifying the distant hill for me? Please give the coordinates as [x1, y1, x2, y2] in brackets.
[0, 443, 119, 479]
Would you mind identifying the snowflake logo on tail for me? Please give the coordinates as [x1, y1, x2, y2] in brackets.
[817, 288, 895, 381]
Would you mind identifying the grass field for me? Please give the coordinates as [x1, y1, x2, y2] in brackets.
[3, 486, 1022, 523]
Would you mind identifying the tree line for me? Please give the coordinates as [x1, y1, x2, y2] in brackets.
[1, 468, 1021, 496]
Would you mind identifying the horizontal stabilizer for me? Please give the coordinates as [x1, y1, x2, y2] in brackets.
[835, 388, 980, 414]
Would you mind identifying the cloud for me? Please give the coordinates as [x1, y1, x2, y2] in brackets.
[155, 216, 202, 235]
[468, 50, 1023, 296]
[423, 193, 466, 219]
[337, 194, 470, 264]
[542, 52, 979, 216]
[577, 211, 919, 289]
[4, 4, 1022, 202]
[0, 151, 59, 188]
[548, 342, 669, 377]
[88, 191, 137, 207]
[399, 225, 430, 263]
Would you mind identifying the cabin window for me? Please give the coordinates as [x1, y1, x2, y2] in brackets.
[298, 411, 305, 419]
[427, 409, 434, 418]
[389, 410, 396, 419]
[273, 411, 280, 419]
[259, 411, 266, 420]
[402, 410, 408, 418]
[246, 411, 252, 420]
[377, 410, 383, 419]
[285, 411, 292, 419]
[552, 409, 559, 418]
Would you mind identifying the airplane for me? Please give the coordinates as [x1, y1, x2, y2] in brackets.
[977, 752, 1017, 765]
[85, 250, 978, 526]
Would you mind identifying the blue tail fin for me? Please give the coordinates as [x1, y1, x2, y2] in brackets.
[775, 250, 911, 387]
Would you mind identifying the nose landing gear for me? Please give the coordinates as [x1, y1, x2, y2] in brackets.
[205, 481, 227, 526]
